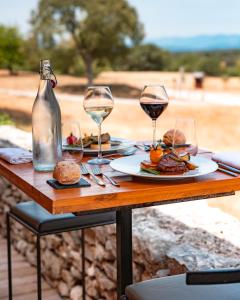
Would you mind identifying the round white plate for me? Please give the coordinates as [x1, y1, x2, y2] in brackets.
[110, 154, 218, 180]
[82, 137, 134, 154]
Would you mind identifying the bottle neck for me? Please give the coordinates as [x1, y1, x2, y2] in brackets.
[39, 60, 57, 88]
[38, 78, 50, 90]
[40, 67, 51, 80]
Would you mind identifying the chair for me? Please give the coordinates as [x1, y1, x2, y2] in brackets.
[6, 201, 115, 300]
[122, 269, 240, 300]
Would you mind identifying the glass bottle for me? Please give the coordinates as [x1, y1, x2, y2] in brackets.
[32, 59, 62, 171]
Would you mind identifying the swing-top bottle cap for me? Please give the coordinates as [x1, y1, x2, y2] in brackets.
[40, 59, 51, 79]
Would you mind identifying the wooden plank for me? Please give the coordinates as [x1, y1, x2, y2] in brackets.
[0, 237, 61, 299]
[11, 290, 61, 300]
[0, 281, 51, 298]
[0, 155, 240, 214]
[0, 268, 36, 280]
[0, 260, 33, 272]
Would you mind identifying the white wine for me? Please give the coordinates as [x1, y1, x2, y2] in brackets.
[85, 106, 113, 125]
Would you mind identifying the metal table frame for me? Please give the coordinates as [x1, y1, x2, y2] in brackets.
[116, 191, 234, 299]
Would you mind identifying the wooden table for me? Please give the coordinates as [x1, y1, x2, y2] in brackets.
[0, 155, 240, 299]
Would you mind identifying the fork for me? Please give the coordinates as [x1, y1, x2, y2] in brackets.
[91, 165, 120, 187]
[80, 163, 106, 186]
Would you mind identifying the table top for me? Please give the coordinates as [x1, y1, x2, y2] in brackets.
[0, 154, 239, 214]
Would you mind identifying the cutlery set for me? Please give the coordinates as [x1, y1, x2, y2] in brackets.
[80, 163, 119, 187]
[217, 162, 240, 177]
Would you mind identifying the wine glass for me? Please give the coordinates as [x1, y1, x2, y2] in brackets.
[173, 118, 198, 156]
[140, 85, 169, 145]
[62, 121, 84, 163]
[83, 86, 114, 165]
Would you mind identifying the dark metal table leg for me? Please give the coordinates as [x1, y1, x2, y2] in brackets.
[36, 235, 42, 300]
[116, 208, 133, 300]
[7, 213, 12, 300]
[81, 229, 86, 300]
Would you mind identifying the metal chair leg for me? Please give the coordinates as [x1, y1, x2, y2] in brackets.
[7, 213, 12, 300]
[81, 229, 86, 300]
[36, 235, 42, 300]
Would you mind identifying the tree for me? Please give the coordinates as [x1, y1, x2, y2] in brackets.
[30, 0, 144, 85]
[0, 25, 24, 74]
[116, 44, 170, 71]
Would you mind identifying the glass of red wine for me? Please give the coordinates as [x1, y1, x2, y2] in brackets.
[140, 85, 169, 145]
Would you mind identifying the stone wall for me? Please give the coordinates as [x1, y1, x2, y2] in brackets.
[1, 127, 240, 299]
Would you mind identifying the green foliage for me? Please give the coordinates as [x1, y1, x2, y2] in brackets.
[0, 25, 24, 74]
[0, 113, 14, 126]
[2, 11, 240, 78]
[169, 50, 240, 76]
[115, 44, 170, 71]
[30, 0, 144, 84]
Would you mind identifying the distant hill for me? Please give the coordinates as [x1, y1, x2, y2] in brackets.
[146, 34, 240, 52]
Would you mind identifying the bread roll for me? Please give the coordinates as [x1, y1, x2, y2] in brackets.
[53, 161, 81, 185]
[163, 129, 186, 146]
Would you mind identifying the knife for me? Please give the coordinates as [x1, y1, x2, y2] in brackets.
[218, 167, 238, 177]
[84, 165, 106, 186]
[218, 162, 240, 174]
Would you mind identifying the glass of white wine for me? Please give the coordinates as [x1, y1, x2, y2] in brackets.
[83, 86, 114, 165]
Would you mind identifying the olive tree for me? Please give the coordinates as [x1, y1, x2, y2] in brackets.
[31, 0, 144, 84]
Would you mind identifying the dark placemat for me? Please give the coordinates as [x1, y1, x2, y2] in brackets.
[47, 178, 90, 189]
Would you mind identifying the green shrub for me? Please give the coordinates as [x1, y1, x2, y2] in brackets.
[0, 113, 14, 126]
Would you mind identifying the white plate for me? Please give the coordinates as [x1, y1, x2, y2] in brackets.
[82, 138, 134, 154]
[110, 154, 218, 180]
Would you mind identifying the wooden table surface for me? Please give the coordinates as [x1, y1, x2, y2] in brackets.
[0, 154, 239, 214]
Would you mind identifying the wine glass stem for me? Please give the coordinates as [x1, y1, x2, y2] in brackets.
[98, 123, 102, 160]
[152, 119, 157, 145]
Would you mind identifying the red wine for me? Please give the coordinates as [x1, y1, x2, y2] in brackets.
[140, 102, 168, 120]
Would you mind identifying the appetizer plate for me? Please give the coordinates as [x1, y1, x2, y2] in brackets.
[82, 137, 134, 155]
[110, 154, 218, 180]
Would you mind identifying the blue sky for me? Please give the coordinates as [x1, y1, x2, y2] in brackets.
[1, 0, 240, 38]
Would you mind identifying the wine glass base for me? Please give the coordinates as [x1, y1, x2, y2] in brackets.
[87, 158, 111, 165]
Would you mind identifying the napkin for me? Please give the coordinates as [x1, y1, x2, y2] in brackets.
[212, 152, 240, 170]
[0, 148, 32, 164]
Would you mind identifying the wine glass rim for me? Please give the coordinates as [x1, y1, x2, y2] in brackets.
[87, 85, 111, 89]
[143, 84, 166, 88]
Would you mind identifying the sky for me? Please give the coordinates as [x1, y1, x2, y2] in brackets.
[1, 0, 240, 39]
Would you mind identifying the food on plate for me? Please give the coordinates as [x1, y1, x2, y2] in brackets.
[163, 129, 186, 146]
[66, 133, 78, 145]
[53, 161, 81, 185]
[141, 146, 198, 175]
[185, 160, 198, 170]
[90, 142, 111, 150]
[82, 132, 112, 148]
[140, 128, 198, 175]
[157, 153, 188, 174]
[149, 144, 163, 163]
[141, 160, 158, 171]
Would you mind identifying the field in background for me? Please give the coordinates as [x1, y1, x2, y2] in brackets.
[1, 70, 240, 218]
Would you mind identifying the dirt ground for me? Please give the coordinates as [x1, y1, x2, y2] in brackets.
[1, 70, 240, 218]
[1, 69, 240, 93]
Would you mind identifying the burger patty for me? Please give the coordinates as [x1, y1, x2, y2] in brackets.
[157, 154, 188, 174]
